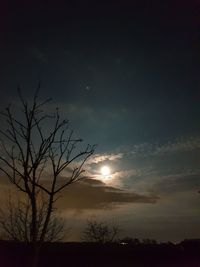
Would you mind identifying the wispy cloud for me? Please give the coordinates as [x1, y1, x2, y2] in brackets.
[153, 137, 200, 155]
[80, 136, 200, 192]
[99, 169, 139, 188]
[129, 137, 200, 157]
[87, 152, 123, 164]
[149, 171, 200, 194]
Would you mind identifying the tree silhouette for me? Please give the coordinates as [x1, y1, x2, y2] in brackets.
[0, 194, 66, 242]
[0, 87, 95, 265]
[83, 219, 120, 243]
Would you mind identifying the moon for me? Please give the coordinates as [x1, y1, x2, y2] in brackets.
[101, 166, 111, 176]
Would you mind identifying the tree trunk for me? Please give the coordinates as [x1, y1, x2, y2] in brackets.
[39, 196, 53, 242]
[30, 193, 38, 243]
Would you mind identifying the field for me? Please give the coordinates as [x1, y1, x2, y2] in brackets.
[0, 240, 200, 267]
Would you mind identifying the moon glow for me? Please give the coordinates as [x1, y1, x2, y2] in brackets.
[101, 166, 111, 176]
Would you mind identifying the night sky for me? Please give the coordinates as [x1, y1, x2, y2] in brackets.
[0, 0, 200, 242]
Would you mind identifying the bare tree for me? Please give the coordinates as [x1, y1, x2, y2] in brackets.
[0, 87, 95, 246]
[0, 194, 66, 242]
[83, 219, 120, 244]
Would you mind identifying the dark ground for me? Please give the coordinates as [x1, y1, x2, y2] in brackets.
[0, 240, 200, 267]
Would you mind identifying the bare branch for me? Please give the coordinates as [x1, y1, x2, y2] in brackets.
[0, 89, 95, 244]
[83, 219, 120, 243]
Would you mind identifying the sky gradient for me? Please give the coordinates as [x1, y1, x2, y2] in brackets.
[0, 0, 200, 242]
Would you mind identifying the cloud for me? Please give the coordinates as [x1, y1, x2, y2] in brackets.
[57, 178, 159, 210]
[153, 137, 200, 155]
[111, 169, 138, 180]
[122, 167, 200, 196]
[0, 177, 158, 212]
[98, 169, 139, 188]
[87, 152, 123, 164]
[149, 172, 200, 194]
[78, 136, 200, 193]
[129, 136, 200, 157]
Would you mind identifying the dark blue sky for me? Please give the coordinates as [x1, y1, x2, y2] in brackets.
[1, 1, 200, 147]
[0, 0, 200, 241]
